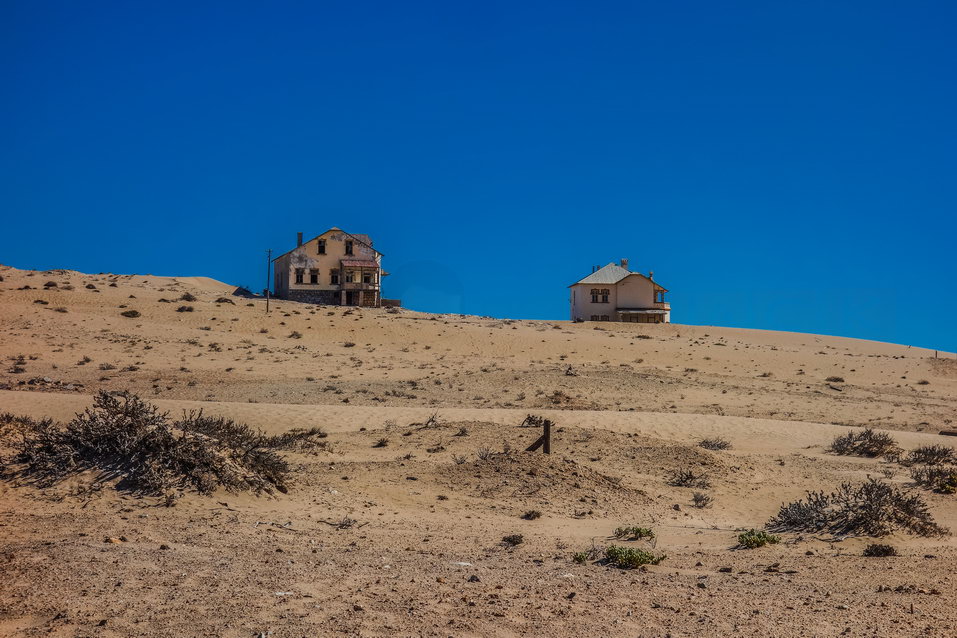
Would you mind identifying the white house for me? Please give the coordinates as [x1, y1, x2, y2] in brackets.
[569, 259, 670, 323]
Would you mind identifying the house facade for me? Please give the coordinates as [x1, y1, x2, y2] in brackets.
[569, 259, 670, 323]
[273, 228, 384, 306]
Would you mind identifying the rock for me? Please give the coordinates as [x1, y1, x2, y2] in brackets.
[718, 567, 732, 573]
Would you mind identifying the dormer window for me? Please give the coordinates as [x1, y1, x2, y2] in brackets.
[345, 240, 354, 255]
[317, 240, 326, 254]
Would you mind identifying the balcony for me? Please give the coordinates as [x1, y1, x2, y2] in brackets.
[653, 301, 671, 310]
[341, 282, 380, 291]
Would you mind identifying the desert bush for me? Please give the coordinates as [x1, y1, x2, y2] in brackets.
[863, 543, 898, 557]
[120, 310, 141, 318]
[176, 305, 194, 313]
[451, 454, 467, 464]
[910, 465, 957, 494]
[692, 492, 713, 508]
[902, 445, 956, 467]
[766, 479, 947, 537]
[476, 446, 494, 461]
[828, 428, 899, 458]
[604, 545, 666, 568]
[214, 297, 234, 304]
[737, 529, 780, 549]
[6, 392, 324, 497]
[698, 437, 732, 451]
[826, 376, 845, 383]
[53, 307, 68, 313]
[98, 363, 117, 371]
[179, 293, 198, 302]
[613, 526, 655, 540]
[502, 534, 524, 546]
[289, 331, 302, 339]
[522, 510, 542, 520]
[667, 468, 712, 488]
[372, 437, 388, 448]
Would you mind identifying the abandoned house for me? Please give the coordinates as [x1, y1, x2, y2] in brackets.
[272, 228, 386, 306]
[569, 259, 670, 323]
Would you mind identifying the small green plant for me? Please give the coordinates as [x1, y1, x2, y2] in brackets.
[737, 529, 781, 549]
[863, 543, 898, 557]
[613, 526, 655, 540]
[604, 545, 666, 568]
[911, 466, 957, 494]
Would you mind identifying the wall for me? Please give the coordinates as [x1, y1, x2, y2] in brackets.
[570, 283, 618, 321]
[615, 275, 656, 309]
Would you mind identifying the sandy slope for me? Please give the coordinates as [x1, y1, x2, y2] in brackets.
[1, 264, 956, 637]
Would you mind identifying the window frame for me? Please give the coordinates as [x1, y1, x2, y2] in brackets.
[294, 268, 304, 284]
[309, 269, 319, 284]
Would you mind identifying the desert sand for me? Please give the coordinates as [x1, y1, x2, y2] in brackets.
[1, 263, 956, 637]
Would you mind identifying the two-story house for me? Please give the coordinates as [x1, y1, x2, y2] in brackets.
[273, 228, 384, 306]
[569, 259, 670, 323]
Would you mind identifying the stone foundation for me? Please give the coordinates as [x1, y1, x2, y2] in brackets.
[283, 289, 341, 305]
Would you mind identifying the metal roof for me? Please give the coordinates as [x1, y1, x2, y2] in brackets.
[572, 263, 631, 285]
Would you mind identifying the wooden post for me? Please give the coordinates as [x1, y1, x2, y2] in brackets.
[524, 417, 552, 454]
[265, 249, 271, 313]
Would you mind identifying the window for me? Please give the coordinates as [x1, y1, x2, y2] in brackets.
[330, 270, 340, 285]
[601, 315, 610, 321]
[590, 315, 599, 321]
[309, 269, 319, 284]
[362, 272, 372, 284]
[345, 240, 354, 255]
[294, 268, 304, 284]
[346, 271, 355, 283]
[317, 240, 326, 254]
[591, 288, 610, 303]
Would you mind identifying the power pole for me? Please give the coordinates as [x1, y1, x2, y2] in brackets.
[265, 249, 271, 313]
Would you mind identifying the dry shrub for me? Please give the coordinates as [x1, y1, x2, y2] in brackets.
[120, 310, 141, 318]
[863, 543, 898, 557]
[910, 465, 957, 494]
[4, 392, 324, 497]
[214, 297, 235, 304]
[766, 479, 946, 537]
[667, 468, 711, 488]
[698, 437, 731, 451]
[828, 428, 899, 458]
[179, 292, 198, 302]
[902, 445, 956, 467]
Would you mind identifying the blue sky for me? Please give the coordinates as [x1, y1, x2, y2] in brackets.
[2, 1, 955, 350]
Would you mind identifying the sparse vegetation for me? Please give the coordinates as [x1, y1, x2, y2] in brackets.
[120, 310, 141, 318]
[698, 437, 732, 451]
[766, 479, 947, 537]
[667, 468, 712, 488]
[612, 526, 655, 540]
[692, 491, 713, 508]
[828, 428, 899, 458]
[522, 510, 542, 520]
[214, 297, 234, 304]
[4, 391, 324, 498]
[179, 292, 198, 302]
[910, 465, 957, 494]
[176, 305, 194, 312]
[737, 529, 780, 549]
[825, 376, 845, 383]
[863, 543, 899, 557]
[372, 437, 389, 448]
[604, 545, 666, 568]
[902, 445, 956, 467]
[502, 534, 524, 546]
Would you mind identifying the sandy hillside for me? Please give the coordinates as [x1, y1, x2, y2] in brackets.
[1, 264, 956, 637]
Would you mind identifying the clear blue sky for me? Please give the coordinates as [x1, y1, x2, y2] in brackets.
[2, 1, 955, 350]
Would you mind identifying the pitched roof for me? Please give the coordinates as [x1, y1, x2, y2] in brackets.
[571, 263, 631, 285]
[570, 262, 668, 291]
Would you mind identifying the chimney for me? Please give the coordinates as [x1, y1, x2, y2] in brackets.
[620, 258, 629, 270]
[296, 232, 303, 247]
[648, 270, 654, 280]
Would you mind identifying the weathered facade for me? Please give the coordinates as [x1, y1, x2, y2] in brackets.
[569, 259, 670, 323]
[273, 228, 384, 306]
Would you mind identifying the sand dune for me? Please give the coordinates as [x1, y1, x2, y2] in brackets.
[1, 263, 956, 637]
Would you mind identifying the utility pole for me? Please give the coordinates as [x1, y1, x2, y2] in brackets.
[265, 249, 271, 313]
